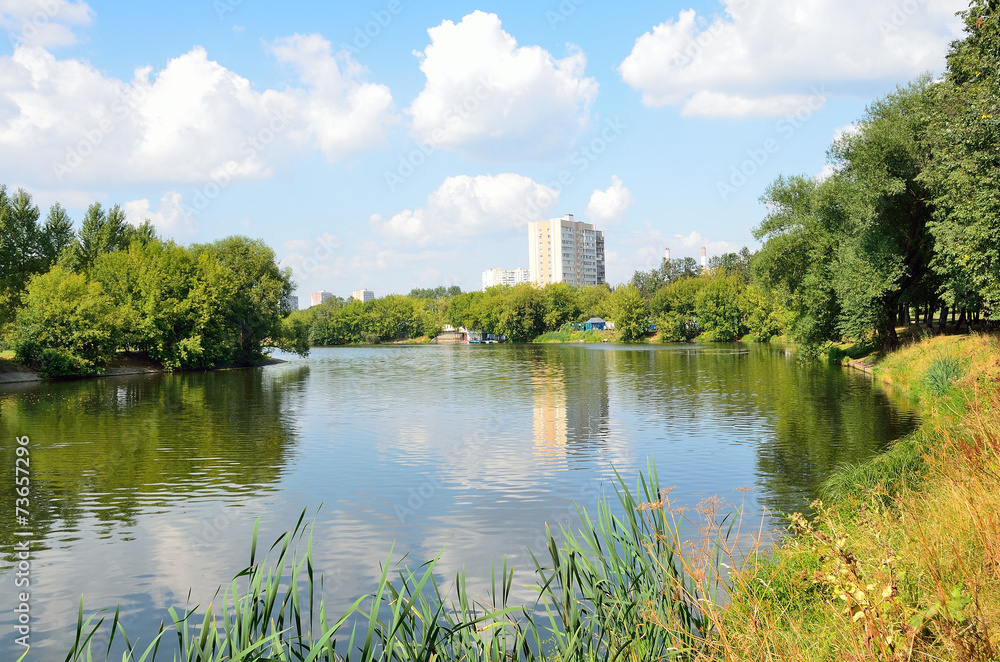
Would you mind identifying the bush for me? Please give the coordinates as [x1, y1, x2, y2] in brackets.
[10, 267, 120, 377]
[923, 353, 965, 396]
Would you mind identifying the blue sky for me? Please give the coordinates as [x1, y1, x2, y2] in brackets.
[0, 0, 968, 302]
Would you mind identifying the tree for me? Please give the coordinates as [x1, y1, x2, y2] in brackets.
[630, 257, 701, 298]
[695, 274, 747, 342]
[828, 78, 938, 347]
[921, 1, 1000, 319]
[497, 283, 545, 342]
[708, 248, 753, 283]
[191, 236, 297, 365]
[0, 187, 45, 329]
[543, 282, 582, 330]
[609, 285, 649, 342]
[578, 284, 612, 321]
[10, 267, 120, 377]
[41, 203, 75, 265]
[70, 203, 133, 271]
[754, 175, 842, 349]
[742, 285, 784, 342]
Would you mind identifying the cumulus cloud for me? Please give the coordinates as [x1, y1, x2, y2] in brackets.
[122, 192, 198, 237]
[585, 176, 633, 224]
[0, 0, 93, 48]
[619, 0, 966, 118]
[371, 173, 559, 246]
[407, 11, 598, 160]
[0, 35, 396, 187]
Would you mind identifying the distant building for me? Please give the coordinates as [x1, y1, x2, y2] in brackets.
[352, 289, 375, 303]
[528, 214, 605, 287]
[482, 268, 531, 290]
[284, 295, 299, 311]
[584, 317, 607, 331]
[311, 291, 335, 307]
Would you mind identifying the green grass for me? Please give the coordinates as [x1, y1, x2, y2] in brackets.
[534, 328, 613, 343]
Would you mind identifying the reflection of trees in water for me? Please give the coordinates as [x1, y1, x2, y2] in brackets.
[608, 344, 918, 516]
[0, 365, 307, 567]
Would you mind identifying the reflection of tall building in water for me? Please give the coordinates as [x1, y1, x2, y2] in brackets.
[533, 365, 568, 463]
[532, 357, 610, 465]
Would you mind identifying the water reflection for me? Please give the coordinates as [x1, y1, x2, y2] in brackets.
[0, 366, 309, 566]
[0, 345, 917, 658]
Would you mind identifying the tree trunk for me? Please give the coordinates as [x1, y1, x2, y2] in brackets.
[885, 323, 900, 350]
[939, 305, 949, 333]
[957, 309, 967, 330]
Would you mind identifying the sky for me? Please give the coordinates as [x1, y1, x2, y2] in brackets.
[0, 0, 969, 303]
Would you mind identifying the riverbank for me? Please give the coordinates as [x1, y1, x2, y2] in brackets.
[703, 332, 1000, 661]
[0, 351, 287, 384]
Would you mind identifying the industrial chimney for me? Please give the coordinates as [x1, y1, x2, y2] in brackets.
[701, 247, 707, 272]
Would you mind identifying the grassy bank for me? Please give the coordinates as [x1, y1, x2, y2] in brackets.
[707, 333, 1000, 661]
[534, 329, 616, 343]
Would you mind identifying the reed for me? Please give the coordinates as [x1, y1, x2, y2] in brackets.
[66, 462, 730, 661]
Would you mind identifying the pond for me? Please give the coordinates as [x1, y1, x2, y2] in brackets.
[0, 343, 918, 657]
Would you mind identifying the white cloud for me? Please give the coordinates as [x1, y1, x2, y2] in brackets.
[816, 163, 839, 182]
[832, 123, 861, 143]
[0, 35, 396, 187]
[371, 173, 559, 246]
[407, 11, 598, 160]
[271, 34, 396, 162]
[0, 0, 93, 48]
[585, 176, 632, 224]
[122, 192, 198, 237]
[619, 1, 966, 118]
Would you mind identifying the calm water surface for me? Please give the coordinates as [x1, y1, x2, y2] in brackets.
[0, 344, 917, 657]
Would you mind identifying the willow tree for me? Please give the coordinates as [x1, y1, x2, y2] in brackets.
[753, 175, 843, 350]
[827, 78, 938, 348]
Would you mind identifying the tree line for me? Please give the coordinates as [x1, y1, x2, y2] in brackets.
[0, 188, 307, 377]
[752, 3, 998, 350]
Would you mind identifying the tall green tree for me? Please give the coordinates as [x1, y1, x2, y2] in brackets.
[191, 236, 295, 365]
[609, 285, 649, 342]
[753, 175, 843, 349]
[41, 202, 75, 265]
[0, 187, 45, 329]
[827, 78, 938, 347]
[921, 1, 1000, 319]
[695, 274, 747, 342]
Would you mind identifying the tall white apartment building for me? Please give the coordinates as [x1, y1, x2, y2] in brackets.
[352, 289, 375, 303]
[528, 214, 606, 287]
[482, 268, 531, 290]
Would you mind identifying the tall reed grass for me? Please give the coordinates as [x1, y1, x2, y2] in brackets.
[66, 462, 747, 661]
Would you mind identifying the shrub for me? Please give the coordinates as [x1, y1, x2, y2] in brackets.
[924, 353, 965, 396]
[10, 267, 121, 377]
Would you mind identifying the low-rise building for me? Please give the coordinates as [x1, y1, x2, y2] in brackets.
[482, 268, 531, 290]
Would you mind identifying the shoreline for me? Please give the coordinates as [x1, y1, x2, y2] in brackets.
[0, 356, 288, 385]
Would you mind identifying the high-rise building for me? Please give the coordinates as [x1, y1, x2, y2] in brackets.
[482, 268, 531, 290]
[284, 295, 299, 311]
[528, 214, 605, 287]
[311, 291, 335, 307]
[352, 289, 375, 303]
